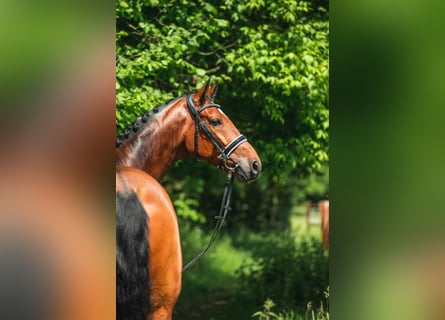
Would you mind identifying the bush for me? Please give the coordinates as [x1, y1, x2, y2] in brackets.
[252, 295, 329, 320]
[237, 232, 328, 311]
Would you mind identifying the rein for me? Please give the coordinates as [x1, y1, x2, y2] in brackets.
[182, 168, 236, 272]
[182, 93, 247, 272]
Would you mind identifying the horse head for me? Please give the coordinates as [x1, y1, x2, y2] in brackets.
[185, 80, 262, 182]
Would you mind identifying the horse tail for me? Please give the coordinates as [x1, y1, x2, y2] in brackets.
[116, 190, 151, 320]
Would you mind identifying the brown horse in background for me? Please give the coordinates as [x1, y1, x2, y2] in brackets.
[116, 81, 261, 320]
[305, 200, 329, 251]
[319, 200, 329, 250]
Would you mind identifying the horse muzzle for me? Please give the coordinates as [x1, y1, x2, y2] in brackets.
[231, 158, 262, 183]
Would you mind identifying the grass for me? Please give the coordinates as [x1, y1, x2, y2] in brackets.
[174, 210, 326, 320]
[252, 296, 329, 320]
[290, 206, 322, 240]
[175, 228, 258, 319]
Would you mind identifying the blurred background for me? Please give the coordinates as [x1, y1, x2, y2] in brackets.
[116, 0, 329, 318]
[0, 0, 116, 319]
[331, 0, 445, 319]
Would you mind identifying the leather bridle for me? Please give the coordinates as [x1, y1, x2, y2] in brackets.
[182, 93, 248, 272]
[186, 94, 247, 170]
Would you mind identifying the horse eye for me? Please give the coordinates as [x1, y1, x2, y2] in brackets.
[210, 118, 222, 126]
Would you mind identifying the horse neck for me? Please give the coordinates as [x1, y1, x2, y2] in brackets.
[116, 100, 191, 180]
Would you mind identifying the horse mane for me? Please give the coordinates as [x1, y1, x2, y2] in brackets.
[116, 95, 186, 147]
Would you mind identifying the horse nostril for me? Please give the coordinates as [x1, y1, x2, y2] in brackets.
[251, 160, 260, 176]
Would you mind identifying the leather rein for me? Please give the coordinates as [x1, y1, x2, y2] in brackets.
[182, 169, 235, 272]
[182, 94, 246, 272]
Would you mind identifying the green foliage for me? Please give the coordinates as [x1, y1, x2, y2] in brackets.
[252, 299, 283, 320]
[252, 296, 329, 320]
[238, 232, 329, 310]
[173, 194, 206, 223]
[176, 219, 329, 320]
[179, 222, 251, 292]
[298, 165, 329, 202]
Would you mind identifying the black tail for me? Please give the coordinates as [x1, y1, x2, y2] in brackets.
[116, 191, 151, 320]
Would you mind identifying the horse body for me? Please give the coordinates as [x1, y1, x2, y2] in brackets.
[117, 167, 181, 320]
[319, 200, 329, 250]
[116, 81, 261, 320]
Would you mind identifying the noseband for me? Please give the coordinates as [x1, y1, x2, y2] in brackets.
[186, 94, 247, 170]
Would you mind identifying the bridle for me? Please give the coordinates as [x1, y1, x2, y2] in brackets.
[182, 93, 248, 272]
[182, 168, 235, 272]
[186, 94, 247, 170]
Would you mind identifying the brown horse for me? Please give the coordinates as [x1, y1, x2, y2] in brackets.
[306, 200, 329, 251]
[319, 200, 329, 250]
[116, 81, 262, 320]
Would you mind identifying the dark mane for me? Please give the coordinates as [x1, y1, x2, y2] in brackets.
[116, 95, 185, 147]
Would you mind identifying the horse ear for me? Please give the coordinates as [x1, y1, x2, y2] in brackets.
[209, 81, 218, 99]
[194, 79, 211, 106]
